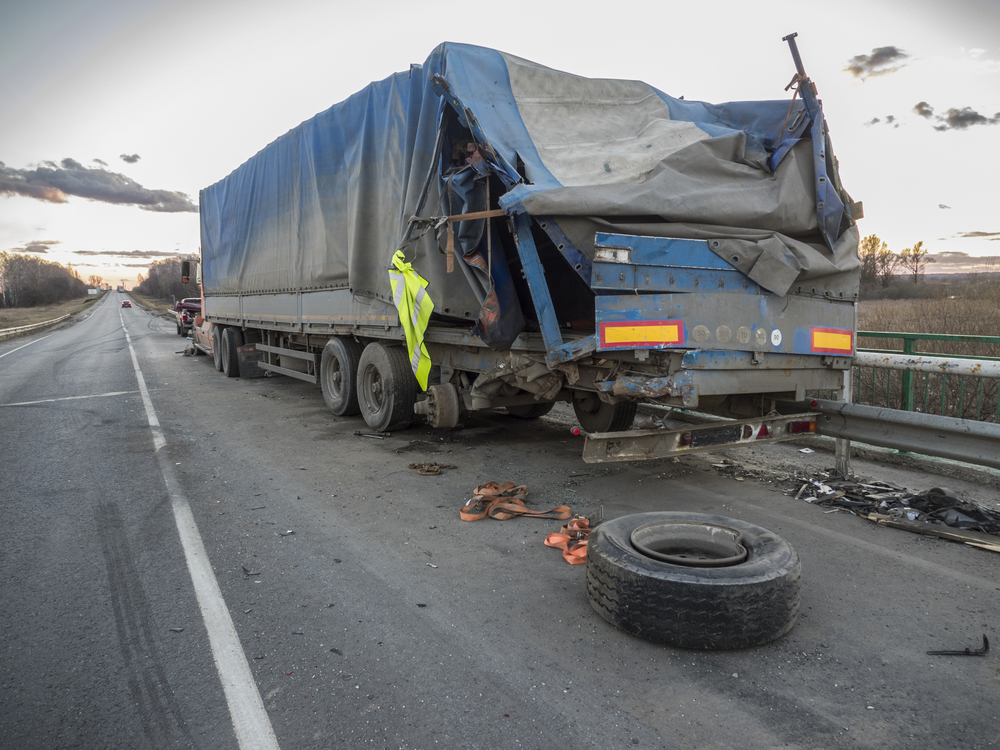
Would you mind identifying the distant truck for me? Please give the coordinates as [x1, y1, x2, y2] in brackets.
[184, 38, 861, 463]
[174, 297, 201, 336]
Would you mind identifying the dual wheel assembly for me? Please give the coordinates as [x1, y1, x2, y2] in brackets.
[320, 338, 416, 432]
[586, 512, 802, 650]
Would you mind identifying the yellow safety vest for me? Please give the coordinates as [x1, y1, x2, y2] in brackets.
[388, 250, 434, 390]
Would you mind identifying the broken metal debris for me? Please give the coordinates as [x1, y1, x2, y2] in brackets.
[927, 634, 989, 657]
[242, 566, 262, 576]
[790, 475, 1000, 551]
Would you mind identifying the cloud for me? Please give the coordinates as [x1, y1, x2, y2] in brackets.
[71, 249, 190, 259]
[120, 154, 140, 164]
[863, 114, 899, 129]
[845, 46, 909, 79]
[93, 158, 108, 166]
[10, 239, 61, 254]
[914, 102, 934, 118]
[957, 231, 1000, 238]
[939, 204, 951, 209]
[0, 159, 196, 212]
[932, 107, 1000, 131]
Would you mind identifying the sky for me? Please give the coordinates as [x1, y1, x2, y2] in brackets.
[1, 0, 999, 287]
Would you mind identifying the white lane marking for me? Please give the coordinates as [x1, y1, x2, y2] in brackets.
[0, 390, 138, 407]
[121, 315, 280, 750]
[0, 335, 52, 359]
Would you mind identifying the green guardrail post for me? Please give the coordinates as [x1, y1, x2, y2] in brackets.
[900, 335, 915, 412]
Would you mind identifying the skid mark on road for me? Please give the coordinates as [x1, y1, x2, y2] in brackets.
[0, 390, 138, 407]
[96, 501, 196, 749]
[122, 314, 280, 750]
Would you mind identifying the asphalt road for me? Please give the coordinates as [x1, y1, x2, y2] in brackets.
[1, 292, 998, 750]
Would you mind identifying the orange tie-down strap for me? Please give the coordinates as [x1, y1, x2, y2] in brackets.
[543, 517, 592, 565]
[460, 482, 573, 523]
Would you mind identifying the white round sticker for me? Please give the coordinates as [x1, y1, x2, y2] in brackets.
[770, 329, 782, 347]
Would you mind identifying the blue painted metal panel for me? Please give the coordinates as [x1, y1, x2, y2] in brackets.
[595, 292, 855, 355]
[595, 233, 733, 269]
[592, 262, 761, 295]
[511, 214, 564, 357]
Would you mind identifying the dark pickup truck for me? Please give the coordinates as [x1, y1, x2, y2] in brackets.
[174, 297, 201, 336]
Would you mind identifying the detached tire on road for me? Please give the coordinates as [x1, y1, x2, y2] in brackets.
[357, 343, 417, 432]
[586, 512, 801, 650]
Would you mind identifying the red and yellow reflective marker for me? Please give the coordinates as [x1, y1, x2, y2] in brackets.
[810, 326, 853, 355]
[599, 320, 685, 349]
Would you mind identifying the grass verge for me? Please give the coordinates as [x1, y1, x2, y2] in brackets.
[0, 294, 105, 332]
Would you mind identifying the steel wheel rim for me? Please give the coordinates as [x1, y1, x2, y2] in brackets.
[630, 520, 748, 567]
[362, 364, 384, 412]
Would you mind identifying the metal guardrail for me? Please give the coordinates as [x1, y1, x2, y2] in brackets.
[854, 331, 1000, 423]
[0, 314, 71, 339]
[788, 398, 1000, 471]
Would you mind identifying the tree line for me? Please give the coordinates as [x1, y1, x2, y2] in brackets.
[859, 234, 933, 288]
[0, 252, 89, 308]
[134, 257, 199, 301]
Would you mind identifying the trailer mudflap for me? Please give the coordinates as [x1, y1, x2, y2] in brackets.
[581, 412, 819, 464]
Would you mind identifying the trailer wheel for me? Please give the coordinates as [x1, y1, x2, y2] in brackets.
[357, 343, 417, 432]
[321, 337, 363, 416]
[212, 328, 224, 372]
[586, 512, 801, 650]
[221, 327, 242, 378]
[506, 402, 556, 419]
[572, 392, 636, 432]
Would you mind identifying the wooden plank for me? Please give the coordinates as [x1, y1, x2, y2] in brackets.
[865, 513, 1000, 553]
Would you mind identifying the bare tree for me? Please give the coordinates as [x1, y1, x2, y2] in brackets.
[899, 241, 934, 283]
[876, 243, 900, 287]
[859, 234, 884, 286]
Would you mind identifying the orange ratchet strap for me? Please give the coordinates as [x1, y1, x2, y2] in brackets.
[544, 517, 592, 565]
[460, 482, 572, 523]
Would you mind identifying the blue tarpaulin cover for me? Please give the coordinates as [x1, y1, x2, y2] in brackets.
[200, 42, 859, 349]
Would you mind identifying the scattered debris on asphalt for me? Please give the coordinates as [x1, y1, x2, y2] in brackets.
[788, 473, 1000, 552]
[354, 430, 390, 439]
[242, 566, 262, 576]
[394, 437, 447, 454]
[408, 461, 456, 476]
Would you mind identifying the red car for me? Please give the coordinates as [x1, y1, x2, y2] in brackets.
[121, 300, 132, 308]
[175, 297, 201, 335]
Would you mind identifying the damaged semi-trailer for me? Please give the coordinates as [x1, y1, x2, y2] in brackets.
[185, 36, 861, 463]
